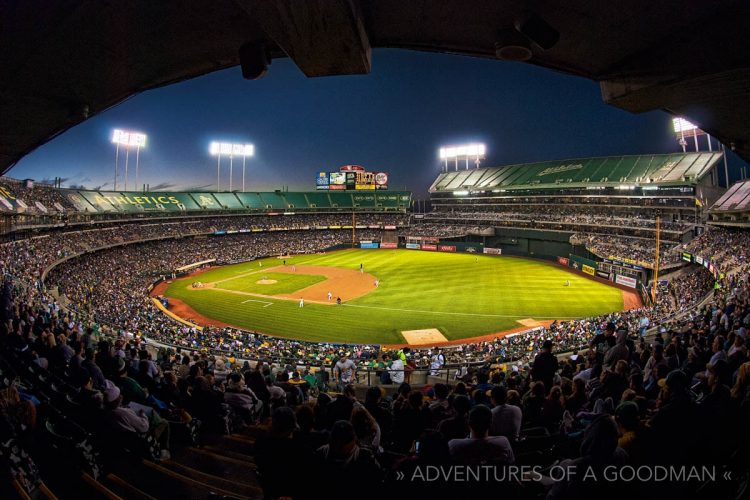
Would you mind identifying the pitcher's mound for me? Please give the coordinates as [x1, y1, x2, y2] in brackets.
[256, 279, 278, 285]
[401, 328, 448, 345]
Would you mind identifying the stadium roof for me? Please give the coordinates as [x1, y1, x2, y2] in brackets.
[709, 179, 750, 214]
[2, 2, 750, 173]
[429, 152, 722, 193]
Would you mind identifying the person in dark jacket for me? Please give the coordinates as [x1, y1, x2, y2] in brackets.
[531, 340, 558, 393]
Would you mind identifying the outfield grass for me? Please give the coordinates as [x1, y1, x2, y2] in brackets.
[215, 271, 326, 295]
[163, 249, 624, 344]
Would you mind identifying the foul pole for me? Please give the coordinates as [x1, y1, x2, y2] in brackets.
[352, 212, 356, 248]
[651, 216, 661, 303]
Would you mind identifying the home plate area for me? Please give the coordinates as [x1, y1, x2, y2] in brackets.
[401, 328, 448, 345]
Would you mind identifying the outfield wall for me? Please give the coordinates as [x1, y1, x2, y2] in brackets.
[483, 227, 573, 261]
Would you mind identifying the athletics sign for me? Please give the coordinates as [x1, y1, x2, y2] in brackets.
[615, 275, 637, 288]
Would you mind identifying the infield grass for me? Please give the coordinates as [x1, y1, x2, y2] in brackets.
[215, 272, 326, 295]
[163, 249, 624, 344]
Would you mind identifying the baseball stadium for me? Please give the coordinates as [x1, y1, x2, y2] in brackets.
[2, 3, 750, 500]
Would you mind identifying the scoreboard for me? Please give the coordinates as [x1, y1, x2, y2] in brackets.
[316, 165, 388, 190]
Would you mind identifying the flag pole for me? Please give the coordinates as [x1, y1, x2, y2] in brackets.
[651, 216, 661, 303]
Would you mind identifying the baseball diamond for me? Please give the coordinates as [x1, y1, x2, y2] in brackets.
[156, 248, 634, 345]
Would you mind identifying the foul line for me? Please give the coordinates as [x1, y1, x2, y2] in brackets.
[214, 265, 282, 285]
[340, 302, 578, 319]
[241, 299, 273, 307]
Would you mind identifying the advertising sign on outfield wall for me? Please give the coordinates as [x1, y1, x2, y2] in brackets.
[596, 270, 611, 280]
[438, 245, 457, 252]
[380, 242, 398, 249]
[557, 256, 569, 266]
[406, 243, 421, 250]
[582, 264, 596, 276]
[483, 247, 502, 255]
[422, 244, 438, 251]
[360, 242, 380, 249]
[615, 275, 637, 288]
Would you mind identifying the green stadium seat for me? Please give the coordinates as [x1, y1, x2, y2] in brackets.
[305, 192, 332, 208]
[258, 192, 286, 209]
[236, 193, 266, 209]
[281, 192, 309, 209]
[211, 193, 245, 209]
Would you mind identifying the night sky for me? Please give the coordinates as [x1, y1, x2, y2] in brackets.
[10, 49, 740, 199]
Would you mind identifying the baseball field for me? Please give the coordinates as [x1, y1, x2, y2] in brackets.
[157, 249, 631, 345]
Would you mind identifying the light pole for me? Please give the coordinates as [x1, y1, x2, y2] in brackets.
[210, 142, 225, 191]
[439, 143, 486, 173]
[211, 142, 254, 192]
[124, 147, 129, 191]
[241, 144, 254, 192]
[113, 140, 120, 190]
[112, 129, 147, 192]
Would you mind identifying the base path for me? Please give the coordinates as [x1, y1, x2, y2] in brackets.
[272, 265, 377, 303]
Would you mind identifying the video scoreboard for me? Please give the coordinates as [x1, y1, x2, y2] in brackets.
[316, 165, 388, 191]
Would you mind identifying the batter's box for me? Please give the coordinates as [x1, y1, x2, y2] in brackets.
[401, 328, 448, 345]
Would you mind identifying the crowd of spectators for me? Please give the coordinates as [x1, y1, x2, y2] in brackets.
[0, 215, 748, 498]
[574, 233, 681, 267]
[399, 223, 492, 238]
[0, 177, 76, 213]
[3, 259, 746, 497]
[45, 235, 711, 372]
[681, 226, 750, 277]
[0, 210, 719, 374]
[428, 207, 692, 232]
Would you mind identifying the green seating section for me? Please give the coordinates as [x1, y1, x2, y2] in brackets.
[61, 189, 411, 213]
[281, 192, 308, 209]
[430, 152, 723, 192]
[305, 192, 332, 208]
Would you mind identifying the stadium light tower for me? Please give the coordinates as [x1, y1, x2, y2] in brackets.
[210, 141, 254, 192]
[112, 129, 147, 191]
[439, 143, 486, 172]
[672, 118, 702, 153]
[672, 117, 728, 186]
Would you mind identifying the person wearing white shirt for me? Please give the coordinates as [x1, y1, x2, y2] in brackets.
[385, 354, 404, 384]
[639, 315, 650, 337]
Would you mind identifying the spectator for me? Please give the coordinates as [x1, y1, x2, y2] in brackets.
[531, 339, 559, 391]
[489, 385, 522, 441]
[314, 420, 381, 495]
[387, 353, 405, 385]
[102, 381, 170, 460]
[437, 394, 471, 441]
[351, 406, 381, 452]
[255, 407, 312, 498]
[603, 329, 630, 370]
[428, 383, 452, 427]
[448, 405, 514, 465]
[547, 415, 628, 499]
[364, 387, 392, 439]
[224, 372, 261, 422]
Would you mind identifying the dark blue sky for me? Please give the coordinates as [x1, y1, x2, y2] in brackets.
[10, 49, 740, 198]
